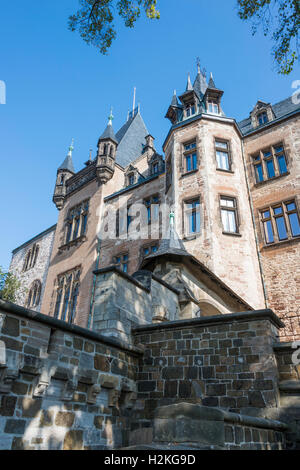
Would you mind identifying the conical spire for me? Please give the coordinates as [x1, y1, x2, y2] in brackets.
[142, 211, 189, 264]
[171, 90, 179, 107]
[208, 72, 217, 89]
[58, 139, 75, 173]
[99, 108, 118, 144]
[193, 64, 208, 98]
[186, 73, 193, 91]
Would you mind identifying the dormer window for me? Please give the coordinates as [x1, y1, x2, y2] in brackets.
[129, 173, 135, 186]
[153, 162, 159, 174]
[208, 100, 219, 114]
[186, 104, 196, 117]
[257, 112, 268, 126]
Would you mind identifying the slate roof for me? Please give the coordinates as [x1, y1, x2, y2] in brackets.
[99, 122, 118, 144]
[58, 154, 75, 173]
[193, 70, 208, 100]
[238, 96, 300, 135]
[143, 223, 190, 262]
[115, 112, 149, 168]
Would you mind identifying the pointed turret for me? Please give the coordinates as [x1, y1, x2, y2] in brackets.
[96, 109, 118, 184]
[186, 73, 193, 91]
[204, 72, 224, 116]
[208, 72, 217, 89]
[53, 140, 76, 210]
[165, 90, 182, 125]
[193, 63, 208, 99]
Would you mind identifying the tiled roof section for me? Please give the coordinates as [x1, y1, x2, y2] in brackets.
[144, 223, 189, 261]
[99, 122, 118, 144]
[115, 112, 149, 168]
[238, 96, 300, 135]
[58, 154, 75, 173]
[193, 71, 208, 100]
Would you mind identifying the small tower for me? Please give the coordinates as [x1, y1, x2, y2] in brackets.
[203, 72, 225, 116]
[96, 109, 118, 184]
[53, 140, 75, 210]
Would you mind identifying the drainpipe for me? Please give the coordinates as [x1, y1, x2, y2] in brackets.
[87, 238, 101, 330]
[240, 139, 268, 308]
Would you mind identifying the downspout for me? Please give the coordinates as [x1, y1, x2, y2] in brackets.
[87, 238, 101, 329]
[240, 139, 268, 308]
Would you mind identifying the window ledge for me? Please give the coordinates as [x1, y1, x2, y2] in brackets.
[181, 169, 198, 178]
[261, 236, 300, 250]
[216, 168, 234, 174]
[254, 171, 290, 188]
[183, 234, 200, 241]
[59, 235, 87, 251]
[222, 231, 242, 237]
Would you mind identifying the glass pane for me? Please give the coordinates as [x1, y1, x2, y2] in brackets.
[186, 155, 191, 172]
[123, 263, 128, 273]
[221, 210, 229, 232]
[274, 206, 283, 215]
[221, 198, 234, 208]
[216, 141, 228, 150]
[274, 145, 284, 154]
[277, 155, 287, 174]
[192, 153, 197, 170]
[288, 213, 300, 237]
[262, 210, 270, 219]
[266, 159, 275, 178]
[286, 202, 296, 211]
[255, 164, 264, 182]
[264, 220, 274, 243]
[152, 246, 158, 253]
[123, 254, 128, 261]
[228, 210, 236, 232]
[275, 216, 288, 240]
[144, 247, 149, 255]
[217, 151, 229, 170]
[195, 210, 201, 232]
[263, 151, 272, 158]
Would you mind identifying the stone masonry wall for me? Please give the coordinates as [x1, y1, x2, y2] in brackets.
[0, 299, 141, 450]
[9, 226, 56, 311]
[132, 310, 284, 432]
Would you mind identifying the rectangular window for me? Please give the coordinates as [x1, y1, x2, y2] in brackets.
[183, 141, 197, 173]
[220, 197, 238, 234]
[184, 198, 201, 235]
[114, 253, 129, 273]
[215, 140, 231, 171]
[65, 199, 89, 244]
[258, 112, 268, 125]
[260, 200, 300, 244]
[142, 244, 158, 257]
[166, 155, 172, 192]
[252, 143, 288, 183]
[208, 101, 219, 114]
[144, 195, 159, 223]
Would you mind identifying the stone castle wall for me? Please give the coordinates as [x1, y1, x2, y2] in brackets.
[9, 226, 56, 311]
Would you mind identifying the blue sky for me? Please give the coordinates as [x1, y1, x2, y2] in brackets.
[0, 0, 299, 269]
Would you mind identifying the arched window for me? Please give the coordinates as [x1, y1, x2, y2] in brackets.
[26, 280, 42, 309]
[22, 243, 39, 272]
[53, 268, 80, 324]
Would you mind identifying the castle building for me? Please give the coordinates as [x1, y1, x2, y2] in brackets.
[9, 66, 300, 342]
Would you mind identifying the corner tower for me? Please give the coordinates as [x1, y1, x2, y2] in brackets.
[96, 110, 118, 184]
[53, 140, 75, 210]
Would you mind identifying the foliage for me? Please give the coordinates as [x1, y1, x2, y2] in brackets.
[69, 0, 160, 55]
[237, 0, 300, 74]
[0, 266, 23, 303]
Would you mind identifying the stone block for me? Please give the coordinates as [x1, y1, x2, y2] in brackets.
[55, 411, 75, 427]
[4, 419, 26, 434]
[63, 430, 84, 450]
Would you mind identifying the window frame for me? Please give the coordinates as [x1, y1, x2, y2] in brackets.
[220, 196, 239, 235]
[251, 143, 288, 184]
[215, 139, 232, 172]
[182, 140, 198, 174]
[65, 199, 89, 245]
[183, 197, 201, 236]
[260, 199, 300, 245]
[113, 253, 129, 273]
[53, 267, 81, 324]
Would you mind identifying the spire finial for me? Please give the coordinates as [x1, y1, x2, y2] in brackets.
[89, 148, 92, 161]
[186, 73, 193, 91]
[169, 210, 175, 227]
[108, 107, 114, 125]
[132, 87, 136, 116]
[196, 57, 201, 74]
[68, 138, 74, 156]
